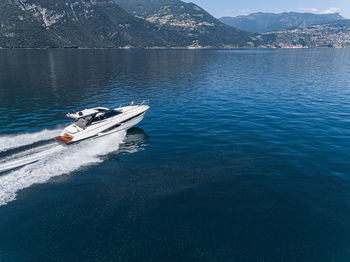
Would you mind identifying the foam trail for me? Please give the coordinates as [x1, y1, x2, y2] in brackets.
[0, 143, 58, 164]
[0, 144, 62, 173]
[0, 129, 60, 153]
[0, 131, 126, 206]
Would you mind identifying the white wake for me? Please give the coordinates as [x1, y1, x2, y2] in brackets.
[0, 143, 62, 173]
[0, 131, 126, 206]
[0, 129, 61, 152]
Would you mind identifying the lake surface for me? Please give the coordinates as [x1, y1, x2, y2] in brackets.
[0, 49, 350, 262]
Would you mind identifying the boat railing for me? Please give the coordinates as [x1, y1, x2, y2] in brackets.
[117, 100, 149, 108]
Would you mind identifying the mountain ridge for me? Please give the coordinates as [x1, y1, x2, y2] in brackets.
[220, 12, 344, 33]
[260, 19, 350, 48]
[0, 0, 261, 48]
[115, 0, 262, 48]
[0, 1, 349, 49]
[0, 0, 193, 48]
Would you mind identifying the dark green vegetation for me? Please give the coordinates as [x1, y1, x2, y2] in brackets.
[0, 0, 260, 48]
[115, 0, 261, 48]
[220, 12, 344, 33]
[0, 0, 193, 48]
[0, 0, 350, 49]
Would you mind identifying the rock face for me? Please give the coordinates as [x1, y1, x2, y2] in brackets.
[220, 12, 344, 33]
[260, 20, 350, 48]
[1, 1, 349, 49]
[0, 0, 261, 48]
[0, 0, 183, 48]
[115, 0, 262, 48]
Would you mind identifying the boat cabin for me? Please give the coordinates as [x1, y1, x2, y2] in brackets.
[67, 107, 122, 129]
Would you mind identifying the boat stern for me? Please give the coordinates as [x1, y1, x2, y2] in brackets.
[56, 133, 73, 144]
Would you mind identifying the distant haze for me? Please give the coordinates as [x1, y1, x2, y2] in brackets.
[220, 12, 344, 33]
[184, 0, 350, 18]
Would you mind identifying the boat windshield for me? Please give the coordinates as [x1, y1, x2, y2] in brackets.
[89, 110, 122, 125]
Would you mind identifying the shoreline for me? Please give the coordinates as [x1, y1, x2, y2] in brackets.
[0, 46, 348, 50]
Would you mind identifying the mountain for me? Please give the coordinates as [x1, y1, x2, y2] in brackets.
[260, 20, 350, 48]
[115, 0, 262, 48]
[220, 12, 344, 33]
[0, 0, 262, 48]
[1, 1, 348, 49]
[0, 0, 189, 48]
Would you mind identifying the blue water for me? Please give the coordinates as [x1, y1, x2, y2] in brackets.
[0, 49, 350, 261]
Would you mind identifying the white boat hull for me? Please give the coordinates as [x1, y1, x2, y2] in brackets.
[56, 104, 149, 144]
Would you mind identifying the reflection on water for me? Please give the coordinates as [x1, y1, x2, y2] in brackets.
[0, 49, 207, 133]
[1, 49, 350, 262]
[119, 127, 149, 154]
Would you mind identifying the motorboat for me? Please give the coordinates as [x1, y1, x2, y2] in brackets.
[56, 101, 149, 144]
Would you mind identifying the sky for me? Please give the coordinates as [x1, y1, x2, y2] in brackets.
[184, 0, 350, 18]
